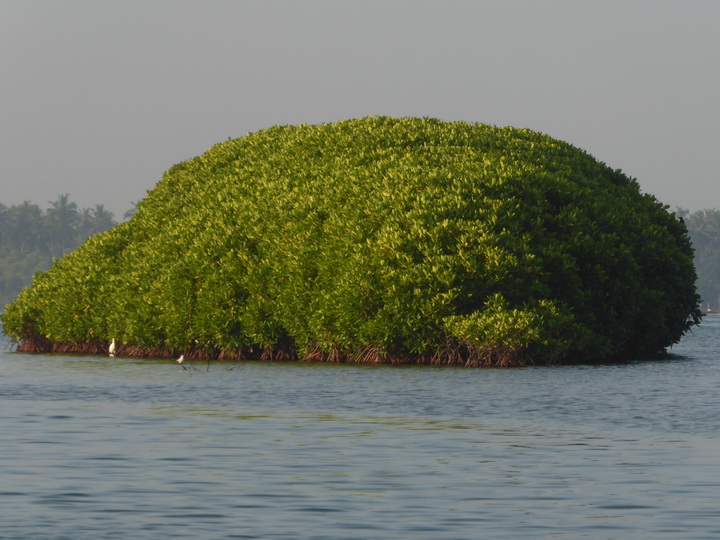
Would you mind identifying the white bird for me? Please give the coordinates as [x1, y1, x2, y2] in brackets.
[109, 338, 116, 357]
[177, 354, 188, 370]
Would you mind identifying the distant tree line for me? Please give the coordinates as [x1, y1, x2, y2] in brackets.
[677, 208, 720, 311]
[1, 195, 127, 309]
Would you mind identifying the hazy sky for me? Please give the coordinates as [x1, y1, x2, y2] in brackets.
[2, 0, 719, 219]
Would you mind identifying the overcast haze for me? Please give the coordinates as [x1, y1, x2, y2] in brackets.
[2, 0, 719, 219]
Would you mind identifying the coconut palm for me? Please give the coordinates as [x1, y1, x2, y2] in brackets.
[91, 204, 117, 232]
[45, 194, 80, 257]
[123, 201, 139, 221]
[7, 201, 44, 254]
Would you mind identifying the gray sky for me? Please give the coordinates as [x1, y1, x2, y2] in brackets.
[2, 0, 719, 219]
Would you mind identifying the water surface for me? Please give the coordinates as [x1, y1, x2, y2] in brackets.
[2, 317, 720, 539]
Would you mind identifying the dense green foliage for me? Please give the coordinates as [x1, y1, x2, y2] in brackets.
[0, 197, 118, 308]
[1, 117, 702, 365]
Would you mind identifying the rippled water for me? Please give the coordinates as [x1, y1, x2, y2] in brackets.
[2, 317, 720, 539]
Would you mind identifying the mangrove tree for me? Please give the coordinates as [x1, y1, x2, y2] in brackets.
[1, 117, 702, 366]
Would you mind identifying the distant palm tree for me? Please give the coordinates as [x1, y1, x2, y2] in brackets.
[45, 194, 80, 257]
[90, 204, 117, 233]
[8, 201, 44, 253]
[78, 208, 93, 239]
[123, 201, 139, 221]
[77, 204, 117, 241]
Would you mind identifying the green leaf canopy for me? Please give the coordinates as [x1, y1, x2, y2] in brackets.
[1, 117, 701, 366]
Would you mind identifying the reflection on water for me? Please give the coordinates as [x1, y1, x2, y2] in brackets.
[1, 316, 720, 539]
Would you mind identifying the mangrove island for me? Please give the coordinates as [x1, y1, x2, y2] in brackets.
[1, 116, 702, 366]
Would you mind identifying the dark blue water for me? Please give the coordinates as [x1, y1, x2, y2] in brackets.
[2, 316, 720, 539]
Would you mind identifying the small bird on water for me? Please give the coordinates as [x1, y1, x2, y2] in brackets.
[109, 338, 116, 357]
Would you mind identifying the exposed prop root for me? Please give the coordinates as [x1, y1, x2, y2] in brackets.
[12, 336, 539, 368]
